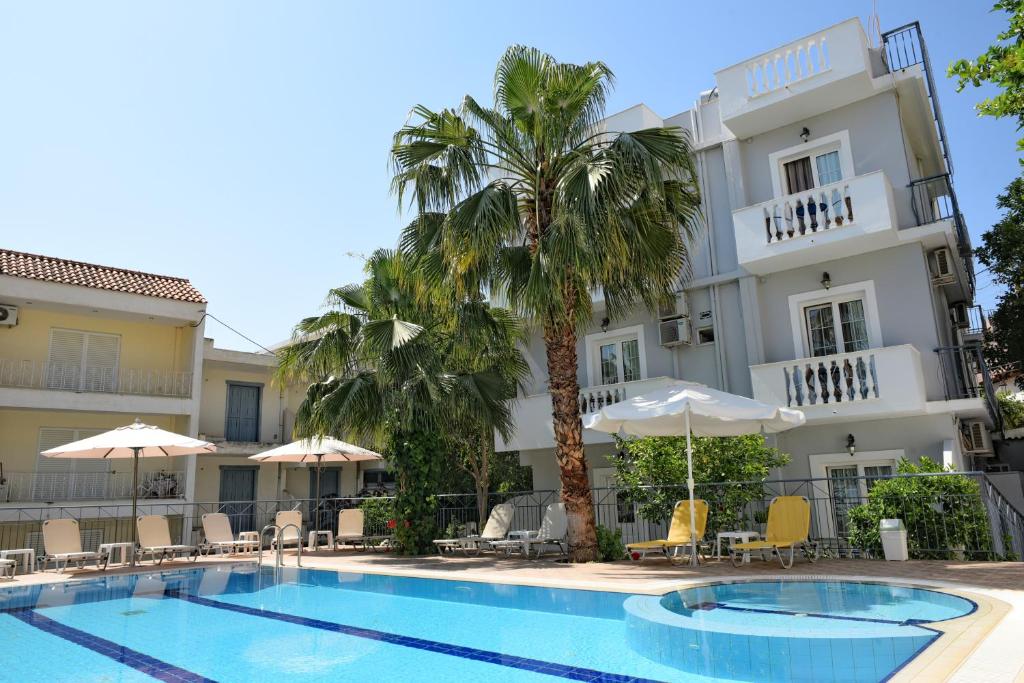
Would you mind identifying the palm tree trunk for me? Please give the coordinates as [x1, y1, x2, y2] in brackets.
[544, 319, 598, 562]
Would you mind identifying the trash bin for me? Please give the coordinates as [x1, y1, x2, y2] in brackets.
[879, 519, 908, 561]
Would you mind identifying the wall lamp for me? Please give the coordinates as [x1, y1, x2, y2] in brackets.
[847, 434, 856, 457]
[600, 317, 610, 333]
[800, 127, 811, 143]
[821, 272, 832, 290]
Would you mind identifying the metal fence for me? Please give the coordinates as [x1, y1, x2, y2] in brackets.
[1, 472, 1021, 562]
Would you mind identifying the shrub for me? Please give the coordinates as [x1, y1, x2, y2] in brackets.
[595, 524, 625, 562]
[358, 497, 395, 537]
[846, 457, 992, 560]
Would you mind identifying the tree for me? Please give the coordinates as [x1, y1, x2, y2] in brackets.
[949, 0, 1024, 154]
[276, 249, 527, 554]
[391, 46, 702, 561]
[612, 434, 789, 537]
[977, 178, 1024, 389]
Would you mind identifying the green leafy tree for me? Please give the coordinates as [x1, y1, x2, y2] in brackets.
[277, 250, 527, 554]
[949, 0, 1024, 154]
[612, 435, 789, 537]
[998, 390, 1024, 428]
[846, 457, 993, 560]
[977, 178, 1024, 390]
[391, 46, 702, 561]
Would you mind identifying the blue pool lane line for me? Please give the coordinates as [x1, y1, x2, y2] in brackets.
[7, 608, 217, 683]
[167, 590, 665, 683]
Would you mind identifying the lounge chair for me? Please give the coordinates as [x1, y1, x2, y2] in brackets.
[333, 509, 391, 551]
[271, 510, 303, 550]
[199, 513, 254, 556]
[0, 559, 14, 580]
[729, 496, 819, 569]
[137, 515, 198, 565]
[489, 503, 567, 559]
[627, 499, 709, 564]
[39, 519, 107, 573]
[434, 503, 515, 556]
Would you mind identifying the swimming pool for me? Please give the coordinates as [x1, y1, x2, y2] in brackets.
[0, 566, 974, 682]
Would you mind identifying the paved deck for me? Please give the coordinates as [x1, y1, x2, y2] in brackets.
[4, 552, 1023, 681]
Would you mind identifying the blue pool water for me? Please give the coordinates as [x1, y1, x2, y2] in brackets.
[0, 567, 973, 682]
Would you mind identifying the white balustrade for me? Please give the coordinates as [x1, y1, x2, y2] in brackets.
[0, 359, 192, 398]
[745, 34, 831, 98]
[0, 470, 186, 502]
[761, 180, 855, 244]
[782, 351, 879, 408]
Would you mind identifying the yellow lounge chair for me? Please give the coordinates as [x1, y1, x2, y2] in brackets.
[730, 496, 819, 569]
[627, 499, 708, 564]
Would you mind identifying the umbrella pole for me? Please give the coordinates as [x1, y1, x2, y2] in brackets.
[686, 408, 698, 568]
[131, 447, 139, 567]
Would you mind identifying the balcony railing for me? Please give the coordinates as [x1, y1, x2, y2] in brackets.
[908, 174, 975, 295]
[0, 359, 193, 399]
[965, 305, 989, 338]
[0, 470, 186, 503]
[742, 32, 831, 99]
[732, 171, 896, 274]
[750, 345, 926, 420]
[935, 345, 999, 428]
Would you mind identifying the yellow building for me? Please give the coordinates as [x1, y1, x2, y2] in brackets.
[0, 248, 389, 534]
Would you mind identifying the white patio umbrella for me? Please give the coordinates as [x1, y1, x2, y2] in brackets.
[583, 381, 805, 565]
[249, 437, 383, 529]
[41, 418, 216, 565]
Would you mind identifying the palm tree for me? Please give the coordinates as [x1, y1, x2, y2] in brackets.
[277, 249, 527, 553]
[391, 46, 702, 561]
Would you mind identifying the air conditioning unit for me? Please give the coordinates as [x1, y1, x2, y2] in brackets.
[962, 420, 993, 455]
[659, 317, 692, 347]
[0, 305, 17, 326]
[657, 294, 689, 321]
[930, 248, 955, 285]
[950, 302, 970, 330]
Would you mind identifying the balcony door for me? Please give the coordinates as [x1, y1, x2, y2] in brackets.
[46, 329, 120, 392]
[218, 466, 258, 532]
[803, 298, 870, 358]
[225, 382, 261, 442]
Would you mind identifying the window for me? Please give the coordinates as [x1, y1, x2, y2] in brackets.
[225, 383, 261, 442]
[782, 149, 845, 194]
[803, 297, 870, 357]
[697, 327, 715, 345]
[362, 469, 395, 493]
[598, 337, 640, 385]
[784, 157, 814, 193]
[826, 461, 896, 537]
[815, 151, 842, 185]
[47, 329, 120, 392]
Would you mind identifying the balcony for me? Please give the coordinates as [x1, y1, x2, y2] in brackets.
[732, 170, 898, 274]
[935, 345, 999, 428]
[0, 470, 186, 504]
[715, 19, 877, 138]
[497, 376, 679, 452]
[749, 345, 926, 423]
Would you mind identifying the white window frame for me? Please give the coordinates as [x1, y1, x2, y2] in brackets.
[584, 324, 647, 388]
[809, 449, 902, 541]
[769, 130, 855, 198]
[788, 281, 882, 359]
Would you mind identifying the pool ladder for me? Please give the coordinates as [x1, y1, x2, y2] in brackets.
[257, 523, 302, 570]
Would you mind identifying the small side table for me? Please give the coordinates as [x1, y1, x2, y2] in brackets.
[0, 549, 33, 575]
[716, 531, 760, 563]
[99, 542, 134, 567]
[307, 530, 334, 552]
[237, 531, 259, 553]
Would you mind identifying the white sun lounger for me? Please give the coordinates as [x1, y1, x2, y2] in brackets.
[433, 503, 515, 556]
[137, 515, 198, 565]
[334, 509, 392, 551]
[271, 510, 303, 549]
[489, 503, 568, 559]
[39, 519, 108, 573]
[200, 513, 254, 556]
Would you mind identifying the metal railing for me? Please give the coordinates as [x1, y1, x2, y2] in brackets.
[935, 345, 1000, 427]
[1, 472, 1021, 562]
[0, 470, 185, 503]
[0, 359, 193, 399]
[965, 305, 988, 337]
[908, 174, 975, 295]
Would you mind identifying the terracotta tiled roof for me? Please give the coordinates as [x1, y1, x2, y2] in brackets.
[0, 249, 207, 304]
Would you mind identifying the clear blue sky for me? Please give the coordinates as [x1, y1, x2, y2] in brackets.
[0, 1, 1016, 351]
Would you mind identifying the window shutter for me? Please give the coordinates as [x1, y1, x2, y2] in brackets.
[83, 333, 120, 392]
[47, 330, 85, 390]
[37, 428, 76, 473]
